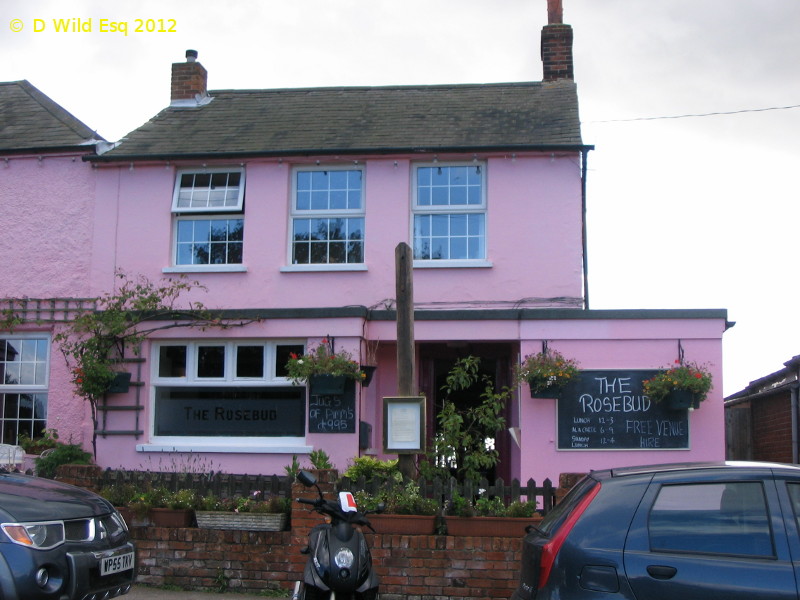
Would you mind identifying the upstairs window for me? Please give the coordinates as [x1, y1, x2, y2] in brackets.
[291, 167, 365, 265]
[413, 163, 486, 262]
[172, 168, 245, 267]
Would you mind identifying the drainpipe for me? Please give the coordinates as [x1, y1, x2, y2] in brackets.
[793, 380, 800, 464]
[580, 147, 590, 309]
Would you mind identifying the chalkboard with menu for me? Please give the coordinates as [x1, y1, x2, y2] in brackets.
[308, 383, 356, 434]
[556, 370, 690, 450]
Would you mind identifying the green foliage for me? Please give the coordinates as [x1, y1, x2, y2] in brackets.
[343, 456, 401, 483]
[213, 568, 230, 593]
[285, 338, 364, 384]
[17, 428, 60, 454]
[422, 356, 508, 483]
[98, 482, 138, 506]
[308, 449, 333, 470]
[284, 455, 301, 479]
[34, 443, 93, 479]
[354, 481, 437, 516]
[473, 496, 506, 517]
[505, 500, 539, 518]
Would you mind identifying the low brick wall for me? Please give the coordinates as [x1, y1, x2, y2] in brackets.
[57, 465, 577, 599]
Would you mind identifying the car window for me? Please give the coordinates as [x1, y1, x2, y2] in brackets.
[539, 475, 599, 536]
[785, 483, 800, 535]
[648, 482, 773, 557]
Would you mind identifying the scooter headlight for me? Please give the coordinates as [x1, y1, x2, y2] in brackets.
[334, 547, 354, 569]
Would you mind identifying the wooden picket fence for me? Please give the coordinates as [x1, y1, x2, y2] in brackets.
[98, 469, 556, 514]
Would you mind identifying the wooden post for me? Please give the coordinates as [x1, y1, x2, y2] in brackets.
[395, 243, 417, 479]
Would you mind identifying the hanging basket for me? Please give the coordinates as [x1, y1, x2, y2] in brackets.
[360, 365, 377, 387]
[528, 377, 563, 399]
[666, 389, 701, 411]
[309, 374, 348, 395]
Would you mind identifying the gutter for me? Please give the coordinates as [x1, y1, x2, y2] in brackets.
[84, 144, 596, 163]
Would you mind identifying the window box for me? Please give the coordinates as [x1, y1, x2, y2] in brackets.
[195, 511, 287, 531]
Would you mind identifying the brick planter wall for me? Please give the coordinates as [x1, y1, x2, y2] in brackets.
[58, 466, 556, 599]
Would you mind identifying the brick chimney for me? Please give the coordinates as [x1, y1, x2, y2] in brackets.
[541, 0, 574, 81]
[171, 49, 207, 103]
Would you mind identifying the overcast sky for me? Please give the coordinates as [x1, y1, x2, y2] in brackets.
[3, 0, 799, 397]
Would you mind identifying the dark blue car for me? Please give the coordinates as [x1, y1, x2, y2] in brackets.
[512, 461, 800, 600]
[0, 472, 135, 599]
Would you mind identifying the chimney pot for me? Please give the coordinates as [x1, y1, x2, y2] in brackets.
[171, 50, 207, 102]
[547, 0, 563, 24]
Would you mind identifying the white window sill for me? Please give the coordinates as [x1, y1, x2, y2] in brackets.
[163, 265, 248, 274]
[413, 260, 493, 269]
[137, 442, 313, 454]
[280, 264, 368, 273]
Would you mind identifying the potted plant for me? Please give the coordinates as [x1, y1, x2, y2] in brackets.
[286, 338, 365, 394]
[149, 487, 197, 527]
[195, 492, 290, 531]
[643, 360, 713, 410]
[445, 491, 542, 537]
[516, 349, 580, 398]
[354, 482, 439, 535]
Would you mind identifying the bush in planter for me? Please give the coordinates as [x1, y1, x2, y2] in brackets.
[34, 442, 93, 479]
[506, 500, 539, 518]
[343, 457, 401, 483]
[98, 482, 138, 507]
[353, 481, 437, 516]
[515, 349, 580, 397]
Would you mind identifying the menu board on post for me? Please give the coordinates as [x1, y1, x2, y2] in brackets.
[556, 370, 690, 450]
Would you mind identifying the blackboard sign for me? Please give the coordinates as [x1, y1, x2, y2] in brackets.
[155, 387, 305, 437]
[308, 383, 356, 433]
[557, 370, 690, 450]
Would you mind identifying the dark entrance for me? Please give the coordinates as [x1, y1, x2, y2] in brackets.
[418, 343, 514, 481]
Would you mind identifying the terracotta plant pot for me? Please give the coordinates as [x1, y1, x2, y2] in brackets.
[149, 508, 194, 528]
[445, 516, 542, 537]
[366, 514, 437, 535]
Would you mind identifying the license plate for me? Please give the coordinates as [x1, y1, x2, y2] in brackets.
[100, 551, 134, 576]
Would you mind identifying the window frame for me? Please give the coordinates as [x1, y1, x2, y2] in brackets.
[171, 167, 246, 213]
[146, 340, 311, 453]
[0, 335, 49, 445]
[411, 161, 491, 267]
[286, 165, 367, 270]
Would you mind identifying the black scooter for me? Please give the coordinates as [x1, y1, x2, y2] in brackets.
[293, 470, 383, 600]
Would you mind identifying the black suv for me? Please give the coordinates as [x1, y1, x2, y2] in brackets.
[0, 471, 135, 600]
[512, 461, 800, 600]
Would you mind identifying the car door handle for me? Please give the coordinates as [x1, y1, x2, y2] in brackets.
[646, 565, 677, 580]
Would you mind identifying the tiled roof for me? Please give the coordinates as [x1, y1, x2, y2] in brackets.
[99, 80, 584, 160]
[0, 80, 102, 153]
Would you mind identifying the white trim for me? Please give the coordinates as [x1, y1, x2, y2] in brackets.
[171, 167, 245, 213]
[137, 443, 313, 454]
[163, 265, 247, 274]
[413, 259, 493, 269]
[280, 264, 368, 273]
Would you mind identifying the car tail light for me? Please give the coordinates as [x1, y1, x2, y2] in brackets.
[538, 482, 601, 589]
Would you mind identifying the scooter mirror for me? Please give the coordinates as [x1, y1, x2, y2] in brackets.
[298, 470, 317, 487]
[376, 502, 386, 514]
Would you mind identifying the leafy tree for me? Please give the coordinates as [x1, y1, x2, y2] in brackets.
[54, 271, 251, 456]
[421, 356, 508, 483]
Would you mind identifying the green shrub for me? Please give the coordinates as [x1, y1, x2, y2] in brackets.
[34, 443, 93, 479]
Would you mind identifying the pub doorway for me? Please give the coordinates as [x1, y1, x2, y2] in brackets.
[418, 343, 514, 482]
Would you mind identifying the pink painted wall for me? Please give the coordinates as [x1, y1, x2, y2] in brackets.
[89, 154, 584, 307]
[1, 153, 96, 297]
